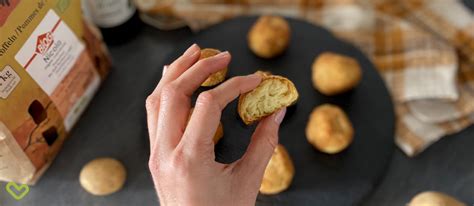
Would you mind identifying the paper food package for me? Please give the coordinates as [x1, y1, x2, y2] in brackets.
[0, 0, 111, 185]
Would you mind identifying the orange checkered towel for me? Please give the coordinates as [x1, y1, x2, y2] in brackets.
[136, 0, 474, 156]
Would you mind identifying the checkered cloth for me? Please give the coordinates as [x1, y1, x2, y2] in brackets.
[138, 0, 474, 156]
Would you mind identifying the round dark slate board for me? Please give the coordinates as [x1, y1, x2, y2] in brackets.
[163, 17, 396, 205]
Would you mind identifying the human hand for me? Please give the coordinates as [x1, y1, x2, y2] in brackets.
[146, 44, 287, 206]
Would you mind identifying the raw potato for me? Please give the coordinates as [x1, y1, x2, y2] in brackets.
[248, 15, 291, 58]
[79, 158, 126, 196]
[200, 48, 228, 87]
[260, 144, 295, 195]
[312, 52, 362, 95]
[238, 71, 299, 125]
[306, 104, 354, 154]
[408, 191, 466, 206]
[189, 108, 223, 143]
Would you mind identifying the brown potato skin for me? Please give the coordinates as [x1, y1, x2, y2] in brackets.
[200, 48, 228, 87]
[312, 52, 362, 95]
[306, 104, 354, 154]
[248, 15, 291, 59]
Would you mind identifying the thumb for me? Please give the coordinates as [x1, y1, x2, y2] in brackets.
[234, 108, 286, 183]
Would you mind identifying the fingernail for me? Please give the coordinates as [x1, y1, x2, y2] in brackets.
[183, 44, 199, 57]
[274, 108, 287, 124]
[214, 51, 230, 59]
[162, 65, 168, 76]
[247, 73, 260, 79]
[247, 73, 262, 83]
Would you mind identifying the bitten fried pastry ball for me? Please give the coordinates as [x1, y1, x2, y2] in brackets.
[79, 158, 126, 196]
[189, 108, 223, 143]
[306, 104, 354, 154]
[248, 15, 291, 58]
[312, 52, 362, 95]
[200, 48, 228, 87]
[260, 144, 295, 195]
[408, 191, 466, 206]
[238, 71, 299, 125]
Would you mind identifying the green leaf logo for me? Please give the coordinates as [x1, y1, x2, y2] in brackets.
[5, 182, 30, 200]
[55, 0, 70, 13]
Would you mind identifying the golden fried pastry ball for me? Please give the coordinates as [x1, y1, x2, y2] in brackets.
[260, 144, 295, 195]
[306, 104, 354, 154]
[79, 158, 126, 196]
[189, 107, 223, 143]
[248, 15, 291, 58]
[312, 52, 362, 95]
[200, 48, 228, 87]
[238, 71, 299, 125]
[408, 191, 466, 206]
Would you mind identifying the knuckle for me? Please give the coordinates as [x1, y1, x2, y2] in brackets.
[160, 83, 179, 100]
[169, 148, 192, 173]
[148, 153, 160, 172]
[195, 58, 220, 74]
[171, 52, 194, 68]
[196, 91, 216, 106]
[196, 57, 213, 68]
[196, 91, 215, 105]
[171, 58, 185, 68]
[196, 91, 221, 112]
[229, 76, 246, 85]
[170, 151, 184, 168]
[145, 96, 159, 111]
[264, 131, 278, 151]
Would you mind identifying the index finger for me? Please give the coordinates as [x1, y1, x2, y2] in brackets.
[146, 44, 201, 150]
[181, 74, 262, 157]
